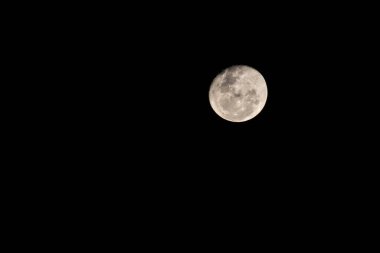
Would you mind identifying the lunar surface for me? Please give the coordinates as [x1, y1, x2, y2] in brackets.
[209, 65, 268, 122]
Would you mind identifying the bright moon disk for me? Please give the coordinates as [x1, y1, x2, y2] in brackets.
[209, 65, 268, 122]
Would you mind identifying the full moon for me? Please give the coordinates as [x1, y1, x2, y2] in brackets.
[209, 65, 268, 122]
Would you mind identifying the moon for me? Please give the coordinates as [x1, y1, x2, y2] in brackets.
[209, 65, 268, 122]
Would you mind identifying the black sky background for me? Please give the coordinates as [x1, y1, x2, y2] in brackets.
[19, 3, 375, 191]
[10, 2, 378, 241]
[62, 9, 356, 164]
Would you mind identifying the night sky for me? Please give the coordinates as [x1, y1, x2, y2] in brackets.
[42, 3, 374, 192]
[15, 3, 376, 241]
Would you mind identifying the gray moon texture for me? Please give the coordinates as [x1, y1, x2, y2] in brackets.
[209, 65, 268, 122]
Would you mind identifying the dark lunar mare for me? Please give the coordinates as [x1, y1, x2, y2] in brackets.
[220, 82, 230, 93]
[246, 89, 260, 105]
[248, 89, 256, 96]
[220, 69, 239, 88]
[233, 92, 242, 97]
